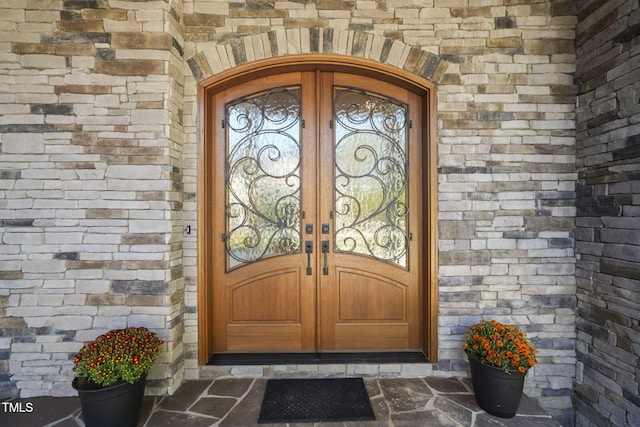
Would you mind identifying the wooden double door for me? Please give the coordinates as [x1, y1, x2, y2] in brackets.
[208, 70, 424, 353]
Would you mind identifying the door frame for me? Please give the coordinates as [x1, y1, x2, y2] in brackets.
[197, 55, 438, 365]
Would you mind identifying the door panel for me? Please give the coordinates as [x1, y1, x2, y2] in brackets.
[230, 270, 300, 322]
[331, 269, 409, 349]
[334, 325, 409, 350]
[227, 325, 304, 351]
[337, 270, 405, 321]
[212, 72, 317, 352]
[212, 71, 422, 353]
[318, 73, 422, 351]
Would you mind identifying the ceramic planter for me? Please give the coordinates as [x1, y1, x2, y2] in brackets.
[72, 374, 146, 427]
[467, 352, 526, 418]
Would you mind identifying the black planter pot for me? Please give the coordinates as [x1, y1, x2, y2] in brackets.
[72, 374, 147, 427]
[466, 352, 526, 418]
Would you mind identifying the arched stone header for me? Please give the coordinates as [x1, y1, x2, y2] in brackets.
[187, 28, 448, 84]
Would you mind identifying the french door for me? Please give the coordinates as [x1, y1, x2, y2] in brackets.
[207, 70, 424, 353]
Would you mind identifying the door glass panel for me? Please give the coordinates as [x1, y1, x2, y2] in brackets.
[333, 86, 409, 268]
[225, 86, 302, 269]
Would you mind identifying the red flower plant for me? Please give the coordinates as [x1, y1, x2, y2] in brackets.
[463, 320, 537, 374]
[73, 327, 163, 387]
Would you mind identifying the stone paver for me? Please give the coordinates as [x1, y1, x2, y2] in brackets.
[0, 377, 561, 427]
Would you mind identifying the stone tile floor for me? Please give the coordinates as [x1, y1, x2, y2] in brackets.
[1, 377, 561, 427]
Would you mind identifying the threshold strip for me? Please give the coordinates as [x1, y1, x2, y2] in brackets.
[207, 352, 429, 365]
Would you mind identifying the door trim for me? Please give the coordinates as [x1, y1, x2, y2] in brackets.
[198, 55, 438, 364]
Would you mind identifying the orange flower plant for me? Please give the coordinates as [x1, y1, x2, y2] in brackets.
[463, 320, 537, 374]
[73, 327, 163, 387]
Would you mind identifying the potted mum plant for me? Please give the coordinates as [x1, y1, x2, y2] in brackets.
[463, 320, 537, 418]
[72, 327, 163, 427]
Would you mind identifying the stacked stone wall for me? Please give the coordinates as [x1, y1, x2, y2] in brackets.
[574, 1, 640, 426]
[181, 1, 578, 423]
[0, 0, 185, 397]
[2, 1, 578, 424]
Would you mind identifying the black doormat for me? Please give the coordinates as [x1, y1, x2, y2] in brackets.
[258, 378, 375, 424]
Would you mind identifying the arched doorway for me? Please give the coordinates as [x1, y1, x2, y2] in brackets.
[197, 55, 438, 364]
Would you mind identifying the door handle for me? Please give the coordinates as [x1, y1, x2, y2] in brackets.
[305, 241, 313, 275]
[321, 240, 329, 275]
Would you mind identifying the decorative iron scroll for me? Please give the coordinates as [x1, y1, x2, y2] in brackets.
[225, 86, 302, 269]
[333, 86, 409, 268]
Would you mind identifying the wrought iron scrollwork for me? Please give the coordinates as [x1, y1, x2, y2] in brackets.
[225, 86, 302, 269]
[333, 86, 409, 268]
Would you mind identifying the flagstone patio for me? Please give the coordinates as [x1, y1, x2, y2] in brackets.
[1, 377, 561, 427]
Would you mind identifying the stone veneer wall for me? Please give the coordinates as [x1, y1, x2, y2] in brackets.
[574, 1, 640, 426]
[1, 1, 579, 424]
[0, 0, 186, 397]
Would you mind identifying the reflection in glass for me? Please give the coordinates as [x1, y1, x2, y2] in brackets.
[225, 86, 302, 269]
[333, 86, 409, 267]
